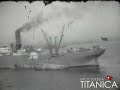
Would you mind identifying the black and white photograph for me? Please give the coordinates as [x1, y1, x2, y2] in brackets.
[0, 0, 120, 90]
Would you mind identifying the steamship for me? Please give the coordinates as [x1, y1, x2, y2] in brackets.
[0, 28, 105, 69]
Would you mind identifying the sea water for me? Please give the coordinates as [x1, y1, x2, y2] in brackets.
[0, 40, 120, 90]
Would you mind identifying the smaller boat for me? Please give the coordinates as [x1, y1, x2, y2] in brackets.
[101, 37, 108, 41]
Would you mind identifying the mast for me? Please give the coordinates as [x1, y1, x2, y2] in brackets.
[40, 20, 74, 56]
[41, 28, 52, 56]
[54, 36, 57, 55]
[56, 24, 65, 55]
[49, 36, 53, 55]
[55, 20, 74, 55]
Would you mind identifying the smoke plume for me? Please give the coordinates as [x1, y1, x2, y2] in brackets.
[16, 11, 47, 32]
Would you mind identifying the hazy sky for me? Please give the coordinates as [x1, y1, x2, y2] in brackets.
[0, 1, 120, 46]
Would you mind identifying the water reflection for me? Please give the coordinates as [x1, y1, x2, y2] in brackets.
[0, 65, 120, 90]
[0, 67, 106, 90]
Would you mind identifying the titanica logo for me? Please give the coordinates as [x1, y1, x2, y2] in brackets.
[80, 75, 118, 89]
[106, 75, 113, 80]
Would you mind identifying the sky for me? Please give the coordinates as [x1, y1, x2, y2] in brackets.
[0, 1, 120, 46]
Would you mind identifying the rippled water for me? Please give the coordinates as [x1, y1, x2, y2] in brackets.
[0, 40, 120, 90]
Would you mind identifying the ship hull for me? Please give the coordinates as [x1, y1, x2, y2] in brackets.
[0, 48, 105, 69]
[35, 48, 105, 69]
